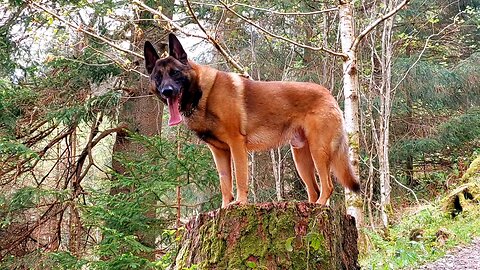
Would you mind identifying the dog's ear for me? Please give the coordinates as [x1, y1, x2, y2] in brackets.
[144, 41, 159, 74]
[168, 33, 188, 65]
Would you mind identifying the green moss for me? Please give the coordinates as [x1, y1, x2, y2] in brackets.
[462, 154, 480, 183]
[346, 195, 364, 207]
[174, 237, 191, 269]
[175, 203, 351, 269]
[361, 190, 480, 269]
[348, 132, 360, 148]
[239, 233, 268, 259]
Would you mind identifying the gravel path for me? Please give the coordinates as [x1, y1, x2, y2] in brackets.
[417, 238, 480, 270]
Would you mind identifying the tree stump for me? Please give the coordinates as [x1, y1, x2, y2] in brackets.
[442, 155, 480, 217]
[171, 202, 359, 270]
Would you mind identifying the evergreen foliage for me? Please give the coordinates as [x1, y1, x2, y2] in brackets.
[0, 0, 479, 268]
[390, 53, 480, 183]
[0, 79, 38, 136]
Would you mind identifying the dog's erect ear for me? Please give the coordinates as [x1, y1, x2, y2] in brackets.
[168, 33, 188, 65]
[144, 41, 160, 74]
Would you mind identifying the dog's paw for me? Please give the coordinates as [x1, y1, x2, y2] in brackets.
[225, 200, 247, 208]
[315, 198, 330, 206]
[221, 197, 235, 208]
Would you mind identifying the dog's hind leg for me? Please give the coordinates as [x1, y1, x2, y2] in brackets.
[306, 135, 334, 205]
[311, 148, 333, 205]
[291, 144, 320, 203]
[208, 144, 234, 208]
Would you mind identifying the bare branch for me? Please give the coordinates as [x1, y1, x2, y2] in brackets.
[216, 0, 346, 59]
[74, 122, 128, 186]
[28, 1, 143, 59]
[132, 0, 229, 43]
[351, 0, 411, 52]
[0, 125, 75, 180]
[131, 0, 203, 39]
[391, 175, 420, 205]
[391, 14, 462, 92]
[185, 0, 250, 77]
[0, 202, 68, 260]
[87, 46, 148, 78]
[192, 1, 338, 16]
[133, 0, 250, 76]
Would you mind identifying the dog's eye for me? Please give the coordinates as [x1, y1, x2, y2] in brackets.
[170, 69, 180, 77]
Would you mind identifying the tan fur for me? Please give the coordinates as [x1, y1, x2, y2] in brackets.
[144, 35, 360, 208]
[185, 65, 360, 207]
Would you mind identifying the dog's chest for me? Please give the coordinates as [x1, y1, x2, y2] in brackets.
[184, 110, 228, 150]
[183, 108, 215, 132]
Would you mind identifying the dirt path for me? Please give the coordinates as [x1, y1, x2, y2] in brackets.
[417, 238, 480, 269]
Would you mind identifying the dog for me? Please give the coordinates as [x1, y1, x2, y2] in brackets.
[144, 33, 360, 208]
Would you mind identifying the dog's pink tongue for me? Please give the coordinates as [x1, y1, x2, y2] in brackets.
[167, 97, 182, 126]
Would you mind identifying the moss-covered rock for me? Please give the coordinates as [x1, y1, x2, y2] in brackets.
[442, 154, 480, 217]
[171, 202, 359, 270]
[462, 154, 480, 183]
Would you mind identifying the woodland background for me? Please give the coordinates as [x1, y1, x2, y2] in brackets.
[0, 0, 479, 269]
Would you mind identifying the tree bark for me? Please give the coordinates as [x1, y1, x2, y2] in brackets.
[171, 202, 359, 270]
[378, 0, 396, 229]
[338, 0, 364, 230]
[271, 148, 284, 202]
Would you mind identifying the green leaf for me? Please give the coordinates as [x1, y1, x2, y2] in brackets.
[245, 261, 257, 268]
[284, 237, 295, 252]
[307, 232, 323, 251]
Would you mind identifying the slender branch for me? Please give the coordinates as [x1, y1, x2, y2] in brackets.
[131, 0, 203, 39]
[73, 122, 128, 186]
[87, 46, 148, 78]
[0, 125, 75, 179]
[192, 1, 338, 16]
[0, 202, 68, 260]
[28, 1, 143, 59]
[391, 14, 461, 92]
[351, 0, 411, 52]
[216, 0, 347, 59]
[132, 0, 249, 75]
[391, 175, 420, 205]
[185, 0, 249, 77]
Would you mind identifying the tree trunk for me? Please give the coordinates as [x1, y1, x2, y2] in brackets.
[379, 0, 396, 229]
[111, 0, 174, 257]
[271, 148, 284, 201]
[338, 0, 364, 229]
[110, 44, 164, 256]
[249, 153, 258, 203]
[171, 202, 359, 270]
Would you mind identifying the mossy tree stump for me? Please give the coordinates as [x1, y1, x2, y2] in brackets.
[171, 202, 359, 270]
[442, 154, 480, 217]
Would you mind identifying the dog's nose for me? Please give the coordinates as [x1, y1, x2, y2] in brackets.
[161, 86, 174, 97]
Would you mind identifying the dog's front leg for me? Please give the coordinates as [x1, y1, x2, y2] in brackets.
[229, 139, 249, 205]
[207, 144, 234, 208]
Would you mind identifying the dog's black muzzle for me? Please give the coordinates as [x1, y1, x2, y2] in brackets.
[157, 84, 180, 100]
[161, 85, 175, 98]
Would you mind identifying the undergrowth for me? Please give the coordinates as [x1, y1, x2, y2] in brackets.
[360, 160, 480, 269]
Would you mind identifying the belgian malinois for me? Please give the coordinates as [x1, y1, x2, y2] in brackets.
[144, 34, 360, 207]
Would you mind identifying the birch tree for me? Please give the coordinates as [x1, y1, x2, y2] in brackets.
[378, 0, 396, 228]
[338, 0, 363, 228]
[339, 0, 410, 231]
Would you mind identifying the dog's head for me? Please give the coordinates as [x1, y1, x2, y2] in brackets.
[144, 34, 194, 126]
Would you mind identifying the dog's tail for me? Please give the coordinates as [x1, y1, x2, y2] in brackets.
[331, 133, 361, 193]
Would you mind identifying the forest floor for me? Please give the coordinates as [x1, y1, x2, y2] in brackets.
[417, 238, 480, 269]
[361, 155, 480, 269]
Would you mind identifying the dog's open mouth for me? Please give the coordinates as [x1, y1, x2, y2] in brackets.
[166, 96, 183, 126]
